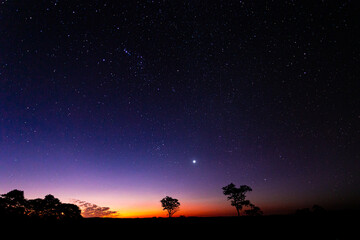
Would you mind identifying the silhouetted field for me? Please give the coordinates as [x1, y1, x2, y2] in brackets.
[3, 210, 356, 238]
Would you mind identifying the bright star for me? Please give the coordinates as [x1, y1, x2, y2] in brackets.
[192, 160, 197, 164]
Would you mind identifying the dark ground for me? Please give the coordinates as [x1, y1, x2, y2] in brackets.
[1, 211, 356, 239]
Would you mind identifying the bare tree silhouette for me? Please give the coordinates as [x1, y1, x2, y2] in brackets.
[160, 196, 180, 218]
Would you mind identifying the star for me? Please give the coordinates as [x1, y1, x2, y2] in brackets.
[192, 160, 197, 164]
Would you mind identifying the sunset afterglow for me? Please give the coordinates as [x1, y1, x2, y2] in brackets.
[1, 1, 358, 219]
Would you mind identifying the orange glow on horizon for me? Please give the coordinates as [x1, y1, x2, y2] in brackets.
[85, 201, 295, 218]
[63, 191, 295, 218]
[83, 201, 249, 218]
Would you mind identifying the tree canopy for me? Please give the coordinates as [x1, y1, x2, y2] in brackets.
[0, 189, 81, 220]
[222, 183, 262, 216]
[160, 196, 180, 218]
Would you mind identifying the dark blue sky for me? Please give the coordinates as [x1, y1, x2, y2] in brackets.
[0, 0, 359, 217]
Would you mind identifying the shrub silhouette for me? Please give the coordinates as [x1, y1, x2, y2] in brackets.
[160, 196, 180, 218]
[0, 189, 81, 220]
[245, 203, 263, 216]
[295, 205, 326, 216]
[312, 204, 326, 215]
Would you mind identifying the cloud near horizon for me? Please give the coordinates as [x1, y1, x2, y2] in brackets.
[72, 199, 118, 218]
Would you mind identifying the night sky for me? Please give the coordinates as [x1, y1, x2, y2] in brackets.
[0, 0, 359, 217]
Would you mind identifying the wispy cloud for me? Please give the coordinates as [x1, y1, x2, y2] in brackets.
[72, 199, 118, 218]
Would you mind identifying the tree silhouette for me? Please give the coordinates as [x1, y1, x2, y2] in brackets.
[42, 194, 61, 219]
[160, 196, 180, 218]
[0, 189, 81, 220]
[222, 183, 253, 216]
[1, 189, 26, 216]
[58, 203, 82, 219]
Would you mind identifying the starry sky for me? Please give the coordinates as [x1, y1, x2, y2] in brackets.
[0, 0, 359, 217]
